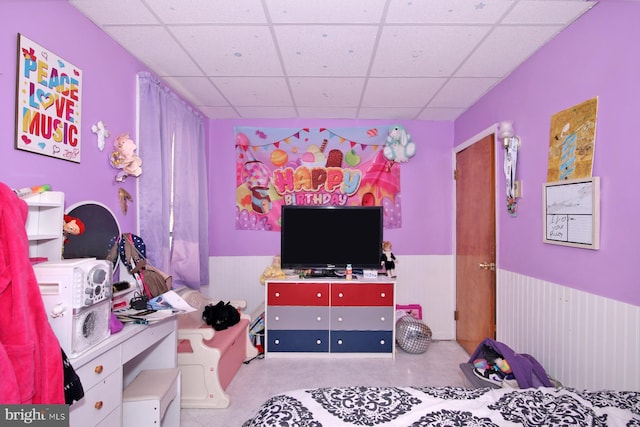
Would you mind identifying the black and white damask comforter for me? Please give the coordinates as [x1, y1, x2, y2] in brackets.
[243, 386, 640, 426]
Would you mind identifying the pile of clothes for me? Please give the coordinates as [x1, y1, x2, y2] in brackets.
[469, 338, 554, 389]
[472, 343, 517, 387]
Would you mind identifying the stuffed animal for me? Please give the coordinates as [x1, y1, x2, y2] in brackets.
[110, 133, 142, 182]
[91, 120, 110, 151]
[383, 125, 416, 163]
[380, 241, 397, 278]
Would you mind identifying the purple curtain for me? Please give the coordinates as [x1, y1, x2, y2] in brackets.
[137, 72, 208, 289]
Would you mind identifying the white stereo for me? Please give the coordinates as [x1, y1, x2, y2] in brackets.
[35, 258, 113, 357]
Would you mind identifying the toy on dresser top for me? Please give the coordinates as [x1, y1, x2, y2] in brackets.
[380, 241, 397, 278]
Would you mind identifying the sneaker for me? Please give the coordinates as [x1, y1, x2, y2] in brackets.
[473, 368, 503, 386]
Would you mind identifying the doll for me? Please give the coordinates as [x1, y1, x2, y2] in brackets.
[380, 240, 396, 278]
[110, 133, 142, 182]
[260, 255, 286, 285]
[63, 214, 85, 244]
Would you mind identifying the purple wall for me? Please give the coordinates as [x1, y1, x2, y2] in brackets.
[3, 2, 636, 307]
[0, 1, 145, 234]
[208, 119, 453, 257]
[455, 1, 640, 306]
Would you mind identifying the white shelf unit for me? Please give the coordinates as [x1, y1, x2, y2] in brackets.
[24, 191, 64, 262]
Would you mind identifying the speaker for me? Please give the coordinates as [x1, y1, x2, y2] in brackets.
[35, 258, 112, 357]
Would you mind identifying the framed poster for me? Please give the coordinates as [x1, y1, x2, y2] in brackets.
[15, 33, 83, 163]
[543, 177, 600, 249]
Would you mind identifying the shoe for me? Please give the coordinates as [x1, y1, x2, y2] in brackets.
[473, 368, 503, 386]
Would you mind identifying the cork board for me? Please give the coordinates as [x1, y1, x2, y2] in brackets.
[547, 97, 598, 182]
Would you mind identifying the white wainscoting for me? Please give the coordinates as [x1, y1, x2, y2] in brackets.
[497, 269, 640, 391]
[208, 255, 456, 340]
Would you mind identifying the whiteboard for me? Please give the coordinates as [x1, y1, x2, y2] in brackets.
[543, 177, 600, 249]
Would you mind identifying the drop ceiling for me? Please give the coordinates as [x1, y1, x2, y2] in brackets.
[68, 0, 597, 120]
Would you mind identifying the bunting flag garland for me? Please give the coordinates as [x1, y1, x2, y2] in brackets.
[235, 126, 403, 231]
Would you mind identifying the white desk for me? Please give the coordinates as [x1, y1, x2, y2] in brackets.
[68, 318, 178, 427]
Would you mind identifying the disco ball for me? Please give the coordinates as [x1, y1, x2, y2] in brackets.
[396, 315, 432, 354]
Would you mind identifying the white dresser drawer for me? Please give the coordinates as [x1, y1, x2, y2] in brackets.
[75, 345, 122, 390]
[70, 368, 123, 427]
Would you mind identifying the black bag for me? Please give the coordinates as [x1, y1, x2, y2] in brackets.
[202, 301, 241, 331]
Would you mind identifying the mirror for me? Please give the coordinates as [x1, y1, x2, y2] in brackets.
[63, 201, 120, 260]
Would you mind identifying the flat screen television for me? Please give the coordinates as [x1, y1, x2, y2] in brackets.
[280, 205, 383, 271]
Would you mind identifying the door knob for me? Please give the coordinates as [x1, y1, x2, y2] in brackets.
[478, 262, 496, 271]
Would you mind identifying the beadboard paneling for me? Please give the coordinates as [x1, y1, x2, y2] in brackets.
[497, 269, 640, 391]
[209, 255, 456, 339]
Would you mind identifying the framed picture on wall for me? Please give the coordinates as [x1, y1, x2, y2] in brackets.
[15, 33, 83, 163]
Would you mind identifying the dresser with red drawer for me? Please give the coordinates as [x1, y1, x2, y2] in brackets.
[265, 280, 395, 357]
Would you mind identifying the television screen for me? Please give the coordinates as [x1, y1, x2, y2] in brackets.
[280, 205, 383, 271]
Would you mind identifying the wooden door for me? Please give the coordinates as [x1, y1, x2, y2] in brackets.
[455, 134, 496, 355]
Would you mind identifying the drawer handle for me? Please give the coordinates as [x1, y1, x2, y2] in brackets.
[275, 316, 280, 321]
[337, 317, 343, 322]
[380, 317, 385, 322]
[275, 292, 280, 297]
[316, 316, 322, 321]
[380, 292, 386, 298]
[337, 339, 343, 345]
[94, 365, 104, 374]
[94, 401, 103, 410]
[380, 339, 385, 345]
[274, 339, 280, 345]
[338, 292, 344, 298]
[316, 339, 322, 345]
[317, 292, 322, 298]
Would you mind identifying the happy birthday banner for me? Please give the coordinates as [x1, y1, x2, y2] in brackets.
[15, 34, 83, 163]
[235, 126, 403, 231]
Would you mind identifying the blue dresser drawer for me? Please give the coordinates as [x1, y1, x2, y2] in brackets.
[267, 330, 329, 352]
[330, 331, 393, 353]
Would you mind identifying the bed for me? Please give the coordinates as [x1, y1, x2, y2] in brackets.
[242, 385, 640, 426]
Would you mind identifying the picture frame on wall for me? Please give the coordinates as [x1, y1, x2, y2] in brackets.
[543, 177, 600, 250]
[15, 33, 83, 163]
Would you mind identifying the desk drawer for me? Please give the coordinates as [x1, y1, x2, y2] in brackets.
[121, 319, 176, 363]
[75, 345, 121, 391]
[70, 368, 122, 427]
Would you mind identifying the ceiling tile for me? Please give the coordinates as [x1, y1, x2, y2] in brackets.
[362, 78, 447, 108]
[505, 1, 597, 25]
[170, 25, 283, 76]
[275, 25, 378, 76]
[456, 25, 563, 77]
[290, 77, 365, 107]
[297, 107, 359, 119]
[429, 77, 499, 108]
[266, 0, 386, 23]
[69, 0, 159, 25]
[160, 76, 229, 106]
[212, 77, 293, 106]
[371, 26, 491, 77]
[385, 0, 512, 24]
[146, 0, 268, 24]
[103, 26, 203, 76]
